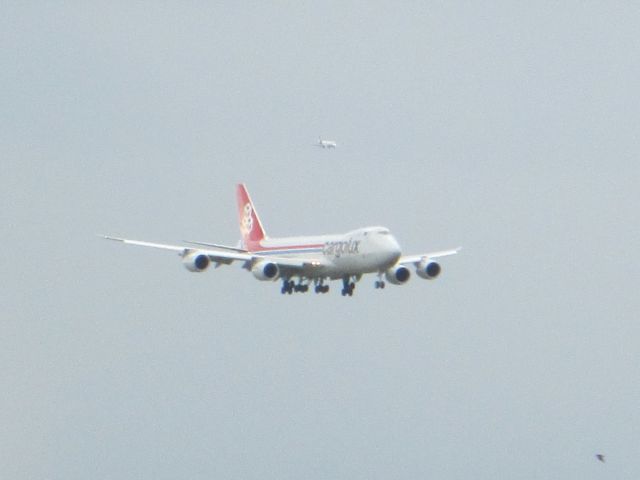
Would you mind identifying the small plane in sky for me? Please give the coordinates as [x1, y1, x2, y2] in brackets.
[314, 136, 337, 149]
[104, 184, 459, 296]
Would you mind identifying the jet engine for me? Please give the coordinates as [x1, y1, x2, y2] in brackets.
[182, 251, 210, 272]
[385, 265, 411, 285]
[416, 259, 441, 280]
[252, 261, 280, 281]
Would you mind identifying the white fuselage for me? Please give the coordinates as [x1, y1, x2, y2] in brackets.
[250, 226, 401, 279]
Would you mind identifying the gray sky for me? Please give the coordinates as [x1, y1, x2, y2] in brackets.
[2, 2, 639, 479]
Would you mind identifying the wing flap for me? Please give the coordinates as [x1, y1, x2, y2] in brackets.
[184, 240, 247, 252]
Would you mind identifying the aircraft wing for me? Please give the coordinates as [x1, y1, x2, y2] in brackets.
[399, 247, 461, 266]
[102, 235, 251, 265]
[102, 235, 330, 272]
[183, 240, 248, 253]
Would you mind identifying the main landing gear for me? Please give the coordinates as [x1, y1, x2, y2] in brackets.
[341, 277, 356, 297]
[374, 273, 386, 290]
[280, 277, 354, 296]
[314, 278, 329, 294]
[281, 279, 308, 294]
[281, 278, 318, 294]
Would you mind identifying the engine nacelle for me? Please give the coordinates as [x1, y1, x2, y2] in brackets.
[385, 265, 411, 285]
[182, 252, 210, 272]
[252, 261, 280, 281]
[417, 259, 441, 280]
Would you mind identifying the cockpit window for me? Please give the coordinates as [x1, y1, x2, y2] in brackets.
[365, 227, 390, 235]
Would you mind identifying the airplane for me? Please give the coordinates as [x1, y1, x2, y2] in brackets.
[314, 136, 337, 149]
[103, 184, 460, 296]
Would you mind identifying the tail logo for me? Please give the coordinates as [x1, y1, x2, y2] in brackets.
[241, 203, 253, 234]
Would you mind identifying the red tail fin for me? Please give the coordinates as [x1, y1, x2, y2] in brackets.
[236, 184, 267, 251]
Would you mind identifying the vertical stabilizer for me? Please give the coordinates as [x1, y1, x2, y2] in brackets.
[236, 184, 267, 251]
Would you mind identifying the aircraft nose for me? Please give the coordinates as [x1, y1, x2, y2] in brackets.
[388, 235, 402, 262]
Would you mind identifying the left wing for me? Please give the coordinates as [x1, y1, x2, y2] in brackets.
[101, 235, 251, 265]
[399, 246, 462, 266]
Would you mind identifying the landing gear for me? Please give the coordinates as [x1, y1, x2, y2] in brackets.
[374, 280, 386, 289]
[281, 276, 358, 296]
[281, 278, 310, 294]
[281, 279, 295, 295]
[313, 278, 329, 294]
[341, 277, 356, 297]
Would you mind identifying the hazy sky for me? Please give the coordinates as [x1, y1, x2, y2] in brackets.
[2, 2, 639, 479]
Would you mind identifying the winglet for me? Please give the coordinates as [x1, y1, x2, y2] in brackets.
[100, 234, 125, 242]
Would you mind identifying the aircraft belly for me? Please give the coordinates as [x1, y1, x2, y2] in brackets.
[273, 242, 399, 280]
[323, 254, 379, 279]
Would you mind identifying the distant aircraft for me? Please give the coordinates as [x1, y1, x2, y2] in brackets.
[314, 136, 337, 149]
[103, 184, 460, 296]
[596, 454, 605, 463]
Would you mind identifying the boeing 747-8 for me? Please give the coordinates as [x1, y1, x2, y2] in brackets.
[103, 184, 459, 296]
